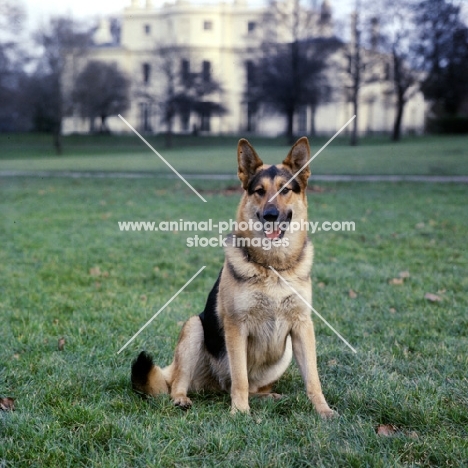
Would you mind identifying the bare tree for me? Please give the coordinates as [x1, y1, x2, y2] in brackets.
[33, 17, 91, 154]
[152, 46, 227, 148]
[376, 0, 419, 141]
[343, 1, 393, 145]
[155, 46, 187, 148]
[73, 60, 130, 133]
[347, 9, 362, 146]
[0, 0, 29, 131]
[252, 0, 339, 143]
[414, 0, 468, 117]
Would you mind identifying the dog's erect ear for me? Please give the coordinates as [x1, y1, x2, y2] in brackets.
[282, 137, 311, 187]
[237, 139, 263, 190]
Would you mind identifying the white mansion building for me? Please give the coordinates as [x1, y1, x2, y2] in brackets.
[63, 0, 426, 136]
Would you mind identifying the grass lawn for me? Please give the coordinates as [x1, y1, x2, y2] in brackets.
[0, 176, 467, 467]
[1, 133, 468, 175]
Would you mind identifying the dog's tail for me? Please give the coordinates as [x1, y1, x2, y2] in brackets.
[131, 351, 170, 396]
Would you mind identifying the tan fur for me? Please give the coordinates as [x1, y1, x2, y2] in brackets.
[132, 137, 335, 418]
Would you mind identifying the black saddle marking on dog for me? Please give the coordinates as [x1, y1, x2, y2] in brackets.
[199, 270, 226, 359]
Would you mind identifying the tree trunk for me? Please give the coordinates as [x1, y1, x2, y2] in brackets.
[52, 119, 62, 155]
[310, 105, 316, 137]
[286, 108, 295, 144]
[165, 118, 173, 148]
[53, 131, 62, 155]
[100, 116, 106, 133]
[392, 93, 405, 141]
[391, 48, 406, 142]
[350, 97, 359, 146]
[350, 12, 361, 146]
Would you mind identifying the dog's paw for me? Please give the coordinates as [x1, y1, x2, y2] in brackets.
[173, 395, 192, 410]
[317, 406, 338, 419]
[309, 393, 337, 419]
[230, 404, 250, 415]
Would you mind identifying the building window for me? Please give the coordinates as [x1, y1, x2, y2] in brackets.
[144, 24, 151, 35]
[139, 102, 152, 132]
[384, 62, 391, 80]
[203, 20, 213, 30]
[181, 59, 190, 83]
[202, 60, 211, 82]
[248, 21, 256, 33]
[142, 63, 151, 84]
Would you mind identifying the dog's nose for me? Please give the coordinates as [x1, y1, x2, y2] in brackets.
[263, 206, 279, 222]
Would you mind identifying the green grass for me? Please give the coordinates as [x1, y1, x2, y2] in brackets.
[1, 133, 468, 175]
[1, 176, 467, 466]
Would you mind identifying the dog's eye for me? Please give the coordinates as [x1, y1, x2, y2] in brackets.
[281, 187, 291, 195]
[255, 188, 266, 196]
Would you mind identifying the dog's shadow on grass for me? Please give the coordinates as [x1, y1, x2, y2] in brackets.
[102, 364, 338, 418]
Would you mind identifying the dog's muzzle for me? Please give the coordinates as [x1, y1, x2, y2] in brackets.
[257, 205, 292, 240]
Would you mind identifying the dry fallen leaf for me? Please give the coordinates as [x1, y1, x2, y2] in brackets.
[399, 271, 410, 279]
[437, 289, 446, 294]
[389, 307, 396, 314]
[317, 282, 326, 289]
[376, 424, 397, 437]
[140, 294, 147, 302]
[0, 397, 15, 412]
[328, 359, 337, 366]
[58, 337, 66, 351]
[389, 278, 404, 285]
[89, 266, 101, 277]
[409, 431, 419, 439]
[424, 292, 442, 302]
[415, 222, 425, 229]
[348, 289, 357, 299]
[177, 321, 185, 327]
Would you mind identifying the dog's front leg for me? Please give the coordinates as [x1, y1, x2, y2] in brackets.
[224, 319, 249, 414]
[291, 318, 336, 419]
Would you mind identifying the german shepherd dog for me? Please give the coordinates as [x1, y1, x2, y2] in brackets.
[131, 137, 335, 418]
